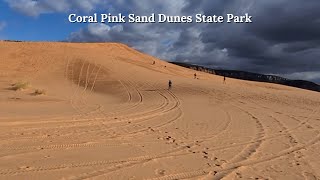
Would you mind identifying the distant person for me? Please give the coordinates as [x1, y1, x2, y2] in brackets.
[168, 80, 172, 90]
[194, 73, 197, 79]
[223, 76, 226, 84]
[152, 61, 155, 65]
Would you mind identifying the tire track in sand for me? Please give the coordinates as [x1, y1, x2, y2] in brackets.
[143, 131, 320, 180]
[2, 131, 318, 179]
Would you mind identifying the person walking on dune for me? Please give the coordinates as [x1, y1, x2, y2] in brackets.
[168, 80, 172, 90]
[194, 73, 197, 79]
[223, 76, 226, 84]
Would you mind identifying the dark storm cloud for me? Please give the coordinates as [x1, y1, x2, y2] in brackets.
[248, 1, 320, 43]
[194, 0, 320, 82]
[5, 0, 320, 82]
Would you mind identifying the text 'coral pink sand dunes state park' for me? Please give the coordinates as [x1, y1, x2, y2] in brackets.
[0, 1, 320, 180]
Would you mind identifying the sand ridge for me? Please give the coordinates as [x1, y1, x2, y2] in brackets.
[0, 42, 319, 180]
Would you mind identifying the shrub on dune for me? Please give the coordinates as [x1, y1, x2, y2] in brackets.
[11, 82, 29, 91]
[33, 89, 46, 96]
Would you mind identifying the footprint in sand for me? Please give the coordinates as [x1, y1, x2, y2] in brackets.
[236, 172, 243, 178]
[200, 171, 217, 180]
[303, 172, 317, 180]
[19, 166, 33, 170]
[148, 127, 155, 132]
[155, 169, 166, 176]
[203, 151, 209, 159]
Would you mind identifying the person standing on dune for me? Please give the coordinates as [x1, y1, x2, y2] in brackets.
[223, 76, 226, 84]
[168, 80, 172, 90]
[194, 73, 197, 79]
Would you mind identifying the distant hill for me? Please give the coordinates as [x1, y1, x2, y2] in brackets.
[2, 40, 24, 42]
[170, 62, 320, 92]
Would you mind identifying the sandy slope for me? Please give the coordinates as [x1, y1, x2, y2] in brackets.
[0, 41, 319, 180]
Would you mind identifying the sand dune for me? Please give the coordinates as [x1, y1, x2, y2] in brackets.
[0, 42, 319, 180]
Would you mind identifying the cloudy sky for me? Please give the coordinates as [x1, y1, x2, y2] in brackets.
[0, 0, 320, 83]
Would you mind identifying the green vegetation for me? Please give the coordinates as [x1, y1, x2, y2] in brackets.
[11, 82, 29, 91]
[33, 89, 46, 96]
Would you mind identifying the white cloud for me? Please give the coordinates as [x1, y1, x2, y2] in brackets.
[88, 23, 111, 36]
[4, 0, 187, 17]
[68, 23, 125, 42]
[87, 23, 123, 38]
[0, 21, 6, 31]
[282, 72, 320, 82]
[4, 0, 106, 16]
